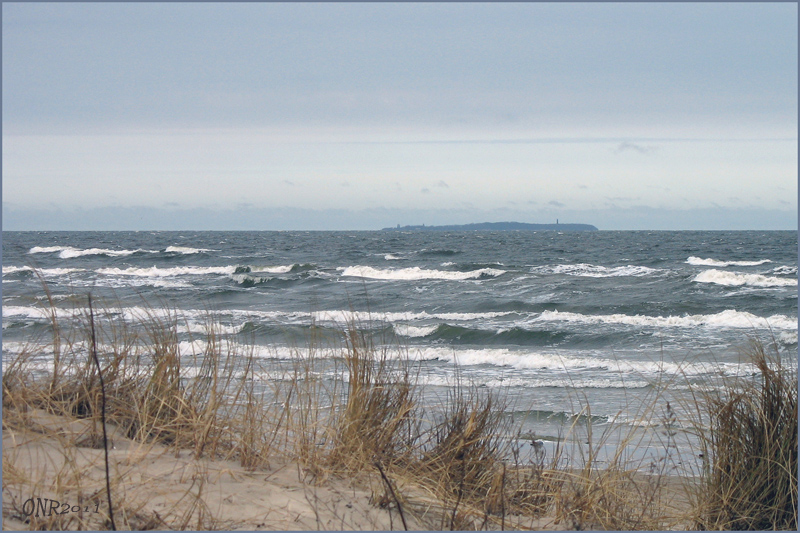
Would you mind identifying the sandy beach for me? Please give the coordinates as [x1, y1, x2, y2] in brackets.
[3, 407, 571, 531]
[4, 404, 708, 531]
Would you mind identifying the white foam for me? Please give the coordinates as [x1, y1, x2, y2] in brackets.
[310, 309, 511, 324]
[97, 265, 238, 277]
[100, 277, 193, 289]
[176, 339, 308, 360]
[384, 254, 402, 261]
[46, 268, 84, 276]
[29, 245, 155, 258]
[160, 340, 753, 380]
[535, 309, 797, 331]
[393, 324, 439, 338]
[340, 265, 504, 281]
[61, 247, 144, 259]
[3, 266, 86, 276]
[251, 265, 294, 274]
[532, 264, 662, 278]
[693, 269, 797, 288]
[419, 374, 650, 390]
[687, 256, 772, 267]
[405, 346, 756, 377]
[2, 305, 79, 319]
[2, 266, 32, 275]
[772, 265, 798, 276]
[165, 246, 212, 254]
[29, 246, 71, 254]
[177, 321, 243, 335]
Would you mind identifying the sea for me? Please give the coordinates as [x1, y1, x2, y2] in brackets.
[2, 230, 797, 473]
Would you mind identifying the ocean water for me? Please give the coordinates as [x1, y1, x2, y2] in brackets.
[3, 230, 797, 470]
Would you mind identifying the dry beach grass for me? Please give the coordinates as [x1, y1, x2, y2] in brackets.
[2, 286, 797, 530]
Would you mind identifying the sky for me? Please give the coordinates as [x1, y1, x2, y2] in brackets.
[2, 2, 797, 231]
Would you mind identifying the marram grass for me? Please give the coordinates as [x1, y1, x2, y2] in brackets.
[2, 287, 797, 530]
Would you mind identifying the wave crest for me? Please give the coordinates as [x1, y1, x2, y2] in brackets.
[686, 256, 772, 267]
[693, 269, 797, 288]
[535, 309, 797, 330]
[97, 266, 238, 277]
[531, 263, 662, 278]
[340, 265, 504, 281]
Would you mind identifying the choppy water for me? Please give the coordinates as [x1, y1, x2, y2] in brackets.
[3, 230, 797, 470]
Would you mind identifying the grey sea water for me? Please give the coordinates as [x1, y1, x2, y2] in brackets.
[3, 230, 797, 470]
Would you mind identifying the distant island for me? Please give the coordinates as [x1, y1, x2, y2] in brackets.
[382, 222, 598, 232]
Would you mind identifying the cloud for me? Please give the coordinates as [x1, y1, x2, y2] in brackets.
[548, 200, 565, 207]
[421, 188, 431, 194]
[604, 196, 639, 202]
[436, 180, 450, 188]
[283, 180, 296, 186]
[614, 142, 657, 155]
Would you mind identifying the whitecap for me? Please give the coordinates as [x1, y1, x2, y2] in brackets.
[393, 324, 439, 338]
[534, 309, 797, 331]
[177, 321, 243, 335]
[97, 265, 238, 277]
[418, 374, 651, 390]
[686, 256, 772, 267]
[340, 265, 504, 281]
[250, 265, 294, 274]
[165, 246, 213, 254]
[404, 346, 757, 377]
[309, 309, 511, 324]
[532, 263, 662, 278]
[2, 266, 32, 275]
[3, 266, 85, 276]
[29, 246, 71, 254]
[30, 245, 155, 258]
[772, 265, 798, 276]
[692, 269, 797, 288]
[2, 305, 79, 319]
[59, 247, 148, 259]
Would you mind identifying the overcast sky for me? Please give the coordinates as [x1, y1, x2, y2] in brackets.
[2, 2, 797, 230]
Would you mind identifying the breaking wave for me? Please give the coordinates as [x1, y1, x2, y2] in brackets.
[97, 266, 238, 277]
[693, 269, 797, 288]
[2, 266, 84, 276]
[339, 265, 505, 281]
[164, 246, 213, 254]
[534, 309, 797, 331]
[772, 265, 798, 276]
[531, 263, 663, 278]
[29, 245, 157, 258]
[686, 256, 772, 267]
[404, 346, 757, 378]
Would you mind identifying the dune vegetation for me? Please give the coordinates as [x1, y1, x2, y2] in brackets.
[2, 286, 796, 530]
